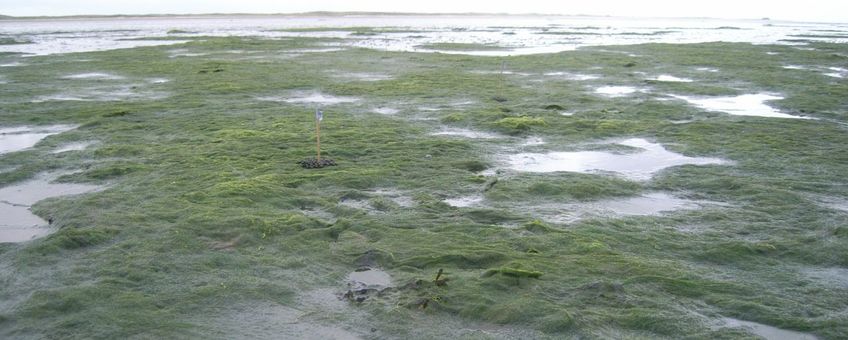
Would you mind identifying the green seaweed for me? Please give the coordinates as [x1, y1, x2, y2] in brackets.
[0, 28, 845, 340]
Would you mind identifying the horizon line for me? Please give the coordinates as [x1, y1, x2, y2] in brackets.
[0, 11, 833, 24]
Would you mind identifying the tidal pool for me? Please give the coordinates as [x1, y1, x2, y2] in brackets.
[0, 125, 76, 154]
[670, 93, 811, 119]
[259, 92, 360, 105]
[506, 138, 727, 180]
[0, 173, 101, 243]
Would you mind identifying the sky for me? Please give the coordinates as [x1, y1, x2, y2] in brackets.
[1, 0, 847, 22]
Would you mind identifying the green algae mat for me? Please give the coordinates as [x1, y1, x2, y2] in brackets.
[1, 34, 847, 339]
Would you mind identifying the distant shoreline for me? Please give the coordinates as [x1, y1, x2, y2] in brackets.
[0, 11, 788, 23]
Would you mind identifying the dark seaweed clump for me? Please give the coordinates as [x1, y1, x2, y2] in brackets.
[297, 158, 337, 169]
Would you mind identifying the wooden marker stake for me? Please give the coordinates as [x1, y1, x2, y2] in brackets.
[316, 118, 321, 161]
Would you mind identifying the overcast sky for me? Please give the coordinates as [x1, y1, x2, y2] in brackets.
[2, 0, 847, 22]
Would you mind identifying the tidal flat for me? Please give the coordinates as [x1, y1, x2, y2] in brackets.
[0, 14, 847, 339]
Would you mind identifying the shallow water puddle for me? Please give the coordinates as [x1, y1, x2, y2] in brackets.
[595, 86, 641, 97]
[339, 198, 375, 212]
[521, 136, 545, 146]
[783, 65, 806, 70]
[52, 141, 95, 154]
[369, 189, 414, 207]
[471, 70, 532, 76]
[335, 72, 393, 81]
[259, 92, 359, 105]
[288, 47, 347, 53]
[444, 196, 484, 208]
[34, 85, 167, 102]
[0, 173, 100, 243]
[167, 49, 209, 58]
[62, 72, 124, 80]
[534, 192, 704, 224]
[203, 301, 363, 340]
[801, 267, 848, 288]
[824, 67, 846, 78]
[0, 125, 76, 154]
[543, 72, 600, 81]
[586, 192, 698, 216]
[651, 75, 693, 82]
[347, 268, 392, 290]
[718, 318, 818, 340]
[372, 107, 399, 115]
[506, 138, 727, 180]
[431, 128, 499, 139]
[670, 93, 811, 119]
